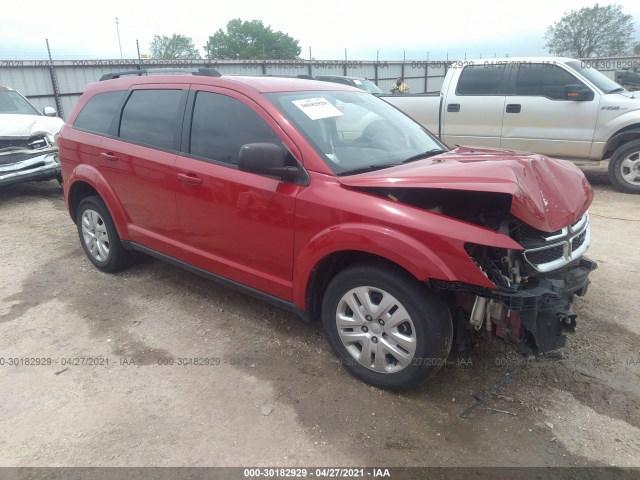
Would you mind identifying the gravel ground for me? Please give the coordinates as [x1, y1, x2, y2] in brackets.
[0, 162, 638, 469]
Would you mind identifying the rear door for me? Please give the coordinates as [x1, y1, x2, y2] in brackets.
[102, 86, 186, 249]
[441, 64, 508, 148]
[71, 85, 186, 251]
[173, 87, 301, 300]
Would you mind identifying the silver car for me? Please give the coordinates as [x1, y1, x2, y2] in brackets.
[0, 85, 64, 187]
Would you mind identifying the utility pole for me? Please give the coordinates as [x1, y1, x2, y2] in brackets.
[115, 17, 123, 59]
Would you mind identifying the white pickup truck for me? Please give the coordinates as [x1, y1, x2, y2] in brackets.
[382, 57, 640, 193]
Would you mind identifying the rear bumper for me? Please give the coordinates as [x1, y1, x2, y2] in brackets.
[0, 152, 61, 187]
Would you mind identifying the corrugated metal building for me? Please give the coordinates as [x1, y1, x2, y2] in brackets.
[0, 57, 636, 120]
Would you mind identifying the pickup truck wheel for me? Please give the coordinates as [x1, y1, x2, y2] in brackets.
[76, 196, 131, 272]
[322, 264, 452, 391]
[609, 140, 640, 194]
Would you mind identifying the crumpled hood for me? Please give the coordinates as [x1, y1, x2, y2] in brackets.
[0, 114, 64, 138]
[338, 146, 594, 232]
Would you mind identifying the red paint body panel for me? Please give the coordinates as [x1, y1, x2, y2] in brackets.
[290, 172, 523, 306]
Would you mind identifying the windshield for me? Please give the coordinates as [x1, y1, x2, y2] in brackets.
[265, 91, 446, 175]
[0, 90, 40, 115]
[566, 61, 622, 93]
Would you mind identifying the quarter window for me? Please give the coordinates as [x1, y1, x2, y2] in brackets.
[119, 89, 184, 150]
[190, 92, 280, 164]
[74, 90, 126, 135]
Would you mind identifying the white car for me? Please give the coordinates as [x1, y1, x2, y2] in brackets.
[0, 85, 64, 187]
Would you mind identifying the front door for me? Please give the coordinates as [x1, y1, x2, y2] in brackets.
[173, 88, 301, 300]
[500, 63, 599, 159]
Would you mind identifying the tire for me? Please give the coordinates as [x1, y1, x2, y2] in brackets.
[76, 196, 131, 272]
[322, 264, 452, 391]
[608, 140, 640, 194]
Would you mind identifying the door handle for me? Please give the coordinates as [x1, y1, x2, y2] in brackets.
[100, 152, 118, 161]
[447, 103, 460, 112]
[178, 172, 203, 186]
[506, 104, 521, 113]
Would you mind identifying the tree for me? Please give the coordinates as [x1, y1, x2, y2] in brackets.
[149, 34, 200, 59]
[204, 19, 301, 59]
[544, 3, 634, 57]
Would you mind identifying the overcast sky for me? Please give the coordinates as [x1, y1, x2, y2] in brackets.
[1, 0, 639, 60]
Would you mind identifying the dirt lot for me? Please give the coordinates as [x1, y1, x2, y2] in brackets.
[0, 163, 639, 470]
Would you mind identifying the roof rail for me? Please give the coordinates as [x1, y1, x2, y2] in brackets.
[99, 68, 222, 81]
[242, 74, 312, 80]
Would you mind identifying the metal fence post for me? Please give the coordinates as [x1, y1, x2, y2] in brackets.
[45, 39, 64, 119]
[343, 49, 348, 76]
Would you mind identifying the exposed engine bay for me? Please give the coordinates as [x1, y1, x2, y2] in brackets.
[361, 186, 597, 355]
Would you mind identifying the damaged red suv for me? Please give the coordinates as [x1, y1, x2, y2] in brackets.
[58, 70, 596, 390]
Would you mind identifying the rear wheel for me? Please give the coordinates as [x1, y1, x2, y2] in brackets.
[609, 140, 640, 194]
[322, 264, 452, 390]
[76, 196, 131, 272]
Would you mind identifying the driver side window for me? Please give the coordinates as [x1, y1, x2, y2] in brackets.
[515, 64, 588, 100]
[190, 92, 281, 165]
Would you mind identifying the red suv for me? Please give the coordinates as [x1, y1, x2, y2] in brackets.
[59, 70, 596, 390]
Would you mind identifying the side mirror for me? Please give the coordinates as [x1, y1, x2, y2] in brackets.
[563, 84, 594, 101]
[238, 143, 299, 182]
[43, 106, 58, 117]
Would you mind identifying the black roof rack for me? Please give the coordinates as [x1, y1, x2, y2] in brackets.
[99, 68, 222, 81]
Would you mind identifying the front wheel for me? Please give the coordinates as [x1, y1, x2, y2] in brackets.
[322, 264, 452, 391]
[609, 140, 640, 194]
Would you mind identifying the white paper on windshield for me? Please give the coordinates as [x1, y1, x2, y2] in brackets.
[292, 98, 344, 120]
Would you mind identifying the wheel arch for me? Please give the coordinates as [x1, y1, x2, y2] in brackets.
[304, 251, 417, 323]
[293, 222, 499, 320]
[66, 165, 130, 237]
[68, 181, 99, 223]
[602, 124, 640, 160]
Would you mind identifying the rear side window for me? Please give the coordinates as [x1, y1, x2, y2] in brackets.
[456, 65, 505, 95]
[74, 90, 126, 135]
[189, 92, 280, 164]
[515, 64, 583, 100]
[119, 89, 184, 150]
